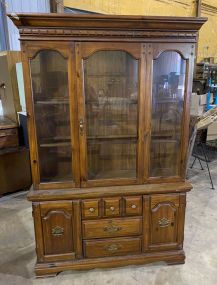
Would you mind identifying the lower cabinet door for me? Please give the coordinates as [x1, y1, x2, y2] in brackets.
[40, 202, 75, 261]
[84, 237, 141, 258]
[149, 194, 182, 251]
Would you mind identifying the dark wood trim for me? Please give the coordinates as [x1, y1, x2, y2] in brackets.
[177, 193, 186, 248]
[8, 14, 207, 31]
[73, 200, 83, 258]
[27, 182, 192, 202]
[143, 43, 152, 182]
[32, 203, 44, 262]
[142, 195, 150, 251]
[34, 249, 185, 277]
[21, 43, 40, 189]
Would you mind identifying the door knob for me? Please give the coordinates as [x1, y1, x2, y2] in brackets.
[79, 119, 84, 135]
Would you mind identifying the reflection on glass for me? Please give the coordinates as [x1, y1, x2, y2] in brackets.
[150, 51, 186, 177]
[30, 50, 73, 182]
[84, 51, 138, 180]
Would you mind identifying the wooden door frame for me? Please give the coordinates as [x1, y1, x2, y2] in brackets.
[21, 41, 80, 189]
[146, 42, 195, 183]
[76, 42, 144, 188]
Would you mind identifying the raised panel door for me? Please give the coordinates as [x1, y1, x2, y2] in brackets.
[149, 194, 180, 250]
[40, 202, 75, 261]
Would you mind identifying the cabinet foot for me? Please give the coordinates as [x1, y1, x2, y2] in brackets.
[35, 272, 60, 278]
[166, 259, 185, 266]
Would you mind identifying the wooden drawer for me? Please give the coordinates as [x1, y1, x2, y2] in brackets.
[103, 197, 121, 217]
[123, 196, 142, 216]
[82, 217, 142, 239]
[84, 237, 141, 258]
[82, 199, 100, 219]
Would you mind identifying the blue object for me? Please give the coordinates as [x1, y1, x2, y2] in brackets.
[206, 78, 217, 111]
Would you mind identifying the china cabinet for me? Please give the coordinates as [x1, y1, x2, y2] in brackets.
[9, 13, 206, 277]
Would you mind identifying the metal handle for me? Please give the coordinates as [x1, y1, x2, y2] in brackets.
[89, 207, 95, 213]
[51, 226, 64, 236]
[104, 244, 121, 252]
[110, 206, 115, 212]
[104, 224, 122, 233]
[158, 217, 171, 228]
[79, 119, 84, 135]
[131, 204, 137, 209]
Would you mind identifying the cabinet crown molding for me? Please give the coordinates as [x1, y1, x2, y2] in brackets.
[8, 14, 207, 41]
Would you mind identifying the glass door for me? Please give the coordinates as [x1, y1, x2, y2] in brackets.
[150, 49, 187, 178]
[29, 45, 79, 189]
[77, 43, 141, 187]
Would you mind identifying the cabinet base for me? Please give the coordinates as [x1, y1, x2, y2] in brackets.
[35, 250, 185, 277]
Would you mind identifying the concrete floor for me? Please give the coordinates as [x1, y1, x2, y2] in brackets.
[0, 160, 217, 285]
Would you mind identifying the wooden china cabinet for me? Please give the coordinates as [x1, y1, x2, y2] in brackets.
[9, 13, 206, 277]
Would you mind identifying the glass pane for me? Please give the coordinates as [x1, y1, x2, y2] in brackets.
[83, 51, 138, 180]
[30, 50, 73, 183]
[150, 51, 186, 177]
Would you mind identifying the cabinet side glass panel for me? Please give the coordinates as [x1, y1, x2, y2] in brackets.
[30, 50, 73, 183]
[150, 51, 186, 177]
[83, 51, 139, 180]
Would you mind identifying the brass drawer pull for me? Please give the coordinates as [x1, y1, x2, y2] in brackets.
[104, 244, 121, 252]
[89, 207, 95, 213]
[51, 226, 64, 236]
[104, 224, 122, 233]
[131, 204, 137, 209]
[110, 206, 115, 212]
[158, 217, 171, 228]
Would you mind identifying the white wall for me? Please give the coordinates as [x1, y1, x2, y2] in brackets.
[6, 0, 50, 50]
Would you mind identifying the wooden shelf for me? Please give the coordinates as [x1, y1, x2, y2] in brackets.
[152, 138, 179, 143]
[36, 99, 69, 105]
[87, 135, 137, 140]
[86, 99, 137, 104]
[40, 142, 71, 147]
[86, 73, 127, 77]
[89, 169, 136, 180]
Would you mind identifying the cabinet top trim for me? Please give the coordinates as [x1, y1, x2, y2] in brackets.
[28, 182, 192, 202]
[8, 14, 207, 35]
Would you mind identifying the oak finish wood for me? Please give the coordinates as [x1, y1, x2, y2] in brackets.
[82, 217, 142, 239]
[84, 237, 142, 258]
[10, 14, 206, 277]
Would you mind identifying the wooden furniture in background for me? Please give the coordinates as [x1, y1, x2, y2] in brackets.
[0, 116, 18, 149]
[9, 13, 206, 277]
[0, 147, 32, 196]
[0, 51, 22, 122]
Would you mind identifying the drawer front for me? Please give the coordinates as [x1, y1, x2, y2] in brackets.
[82, 199, 100, 219]
[104, 197, 121, 217]
[124, 196, 142, 216]
[84, 237, 141, 258]
[82, 217, 142, 239]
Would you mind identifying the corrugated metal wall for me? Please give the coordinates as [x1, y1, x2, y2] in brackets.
[6, 0, 50, 50]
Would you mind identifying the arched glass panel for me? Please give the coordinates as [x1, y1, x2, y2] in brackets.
[83, 51, 139, 180]
[150, 51, 186, 177]
[30, 50, 73, 183]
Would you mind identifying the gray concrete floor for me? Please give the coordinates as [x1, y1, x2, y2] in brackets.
[0, 159, 217, 285]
